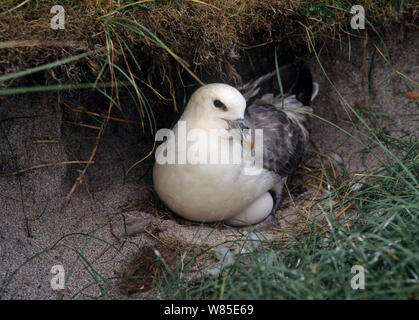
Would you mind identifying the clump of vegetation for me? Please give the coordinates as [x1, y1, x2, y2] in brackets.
[1, 0, 417, 82]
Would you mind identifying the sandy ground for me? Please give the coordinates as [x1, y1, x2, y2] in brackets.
[0, 33, 417, 299]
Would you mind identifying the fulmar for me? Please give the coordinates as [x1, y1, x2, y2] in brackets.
[153, 61, 319, 226]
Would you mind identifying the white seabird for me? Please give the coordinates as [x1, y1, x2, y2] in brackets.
[153, 61, 319, 226]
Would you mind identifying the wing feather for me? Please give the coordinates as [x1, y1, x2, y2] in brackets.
[245, 103, 309, 177]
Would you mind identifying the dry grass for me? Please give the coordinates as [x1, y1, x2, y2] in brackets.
[116, 244, 178, 296]
[1, 0, 417, 84]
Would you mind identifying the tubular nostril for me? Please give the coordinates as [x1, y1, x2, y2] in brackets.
[228, 118, 250, 134]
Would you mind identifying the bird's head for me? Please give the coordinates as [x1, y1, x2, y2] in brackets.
[183, 83, 249, 134]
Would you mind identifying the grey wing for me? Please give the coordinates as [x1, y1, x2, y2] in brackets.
[245, 103, 309, 178]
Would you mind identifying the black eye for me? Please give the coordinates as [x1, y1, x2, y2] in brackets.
[213, 99, 227, 111]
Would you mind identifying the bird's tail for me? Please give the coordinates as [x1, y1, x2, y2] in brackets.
[239, 60, 319, 111]
[240, 61, 319, 145]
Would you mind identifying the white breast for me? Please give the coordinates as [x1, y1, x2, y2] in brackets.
[153, 129, 279, 222]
